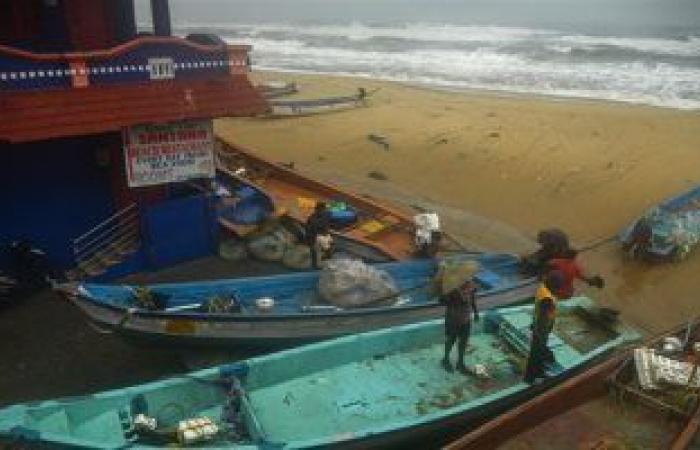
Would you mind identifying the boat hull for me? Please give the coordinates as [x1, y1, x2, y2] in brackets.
[71, 282, 534, 348]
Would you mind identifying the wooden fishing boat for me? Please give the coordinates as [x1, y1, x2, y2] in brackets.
[64, 253, 535, 348]
[447, 320, 700, 450]
[216, 139, 419, 261]
[254, 81, 298, 99]
[620, 184, 700, 262]
[0, 297, 638, 449]
[265, 88, 368, 117]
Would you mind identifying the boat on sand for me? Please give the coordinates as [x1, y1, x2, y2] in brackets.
[64, 253, 535, 348]
[0, 297, 638, 449]
[216, 139, 420, 261]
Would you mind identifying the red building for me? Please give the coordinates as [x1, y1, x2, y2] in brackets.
[0, 0, 267, 278]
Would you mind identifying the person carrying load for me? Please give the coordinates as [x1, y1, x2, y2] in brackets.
[435, 259, 480, 375]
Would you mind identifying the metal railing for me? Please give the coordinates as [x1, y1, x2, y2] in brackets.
[72, 203, 141, 269]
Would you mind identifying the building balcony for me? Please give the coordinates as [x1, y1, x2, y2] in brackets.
[0, 35, 268, 143]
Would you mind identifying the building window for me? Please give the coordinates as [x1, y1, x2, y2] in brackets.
[148, 58, 175, 80]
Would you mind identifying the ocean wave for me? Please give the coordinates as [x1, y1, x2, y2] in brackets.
[179, 22, 700, 58]
[559, 34, 700, 58]
[231, 35, 700, 109]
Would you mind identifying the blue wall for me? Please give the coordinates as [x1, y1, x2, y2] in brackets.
[0, 136, 115, 270]
[141, 193, 218, 270]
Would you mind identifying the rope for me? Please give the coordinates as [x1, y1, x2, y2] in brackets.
[577, 235, 618, 253]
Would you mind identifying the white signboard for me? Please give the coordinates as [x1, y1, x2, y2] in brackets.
[124, 120, 215, 188]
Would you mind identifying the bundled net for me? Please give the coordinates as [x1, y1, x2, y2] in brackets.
[432, 258, 480, 296]
[317, 258, 399, 308]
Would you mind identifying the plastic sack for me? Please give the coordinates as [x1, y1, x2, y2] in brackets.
[318, 258, 399, 308]
[432, 258, 480, 295]
[282, 244, 312, 270]
[247, 226, 294, 261]
[414, 213, 440, 246]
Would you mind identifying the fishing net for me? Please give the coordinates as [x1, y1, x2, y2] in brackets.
[282, 244, 312, 270]
[645, 207, 700, 254]
[246, 226, 295, 262]
[432, 258, 480, 295]
[317, 258, 399, 308]
[219, 239, 248, 262]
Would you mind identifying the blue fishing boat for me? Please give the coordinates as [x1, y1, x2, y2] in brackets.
[0, 297, 639, 449]
[619, 184, 700, 262]
[64, 254, 535, 348]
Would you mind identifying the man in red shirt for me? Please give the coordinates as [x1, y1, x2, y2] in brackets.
[548, 248, 604, 299]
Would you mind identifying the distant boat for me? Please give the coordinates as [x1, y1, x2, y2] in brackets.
[619, 184, 700, 262]
[0, 297, 638, 449]
[448, 318, 698, 450]
[64, 253, 535, 348]
[216, 139, 419, 261]
[265, 87, 369, 117]
[255, 81, 298, 99]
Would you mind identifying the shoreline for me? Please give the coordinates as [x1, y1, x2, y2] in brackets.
[252, 67, 700, 113]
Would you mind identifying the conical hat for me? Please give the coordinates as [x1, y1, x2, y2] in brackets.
[434, 259, 480, 295]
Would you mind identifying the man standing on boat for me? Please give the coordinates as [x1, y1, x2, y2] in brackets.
[305, 201, 332, 269]
[524, 270, 564, 384]
[438, 261, 480, 375]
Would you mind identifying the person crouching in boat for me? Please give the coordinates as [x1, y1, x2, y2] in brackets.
[547, 248, 604, 299]
[524, 270, 564, 384]
[438, 263, 480, 375]
[305, 201, 332, 269]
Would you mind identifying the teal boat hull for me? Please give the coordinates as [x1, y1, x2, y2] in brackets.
[0, 297, 639, 449]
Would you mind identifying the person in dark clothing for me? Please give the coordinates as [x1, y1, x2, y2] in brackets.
[305, 201, 331, 269]
[520, 228, 570, 277]
[524, 270, 564, 384]
[440, 279, 479, 374]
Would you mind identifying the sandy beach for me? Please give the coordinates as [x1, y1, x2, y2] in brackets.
[217, 71, 700, 333]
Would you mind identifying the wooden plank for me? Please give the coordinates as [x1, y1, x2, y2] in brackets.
[671, 405, 700, 450]
[444, 352, 628, 450]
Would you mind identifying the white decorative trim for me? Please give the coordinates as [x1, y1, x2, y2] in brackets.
[0, 57, 242, 83]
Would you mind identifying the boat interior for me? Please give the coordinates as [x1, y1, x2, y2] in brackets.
[215, 139, 418, 261]
[79, 254, 525, 316]
[5, 299, 630, 448]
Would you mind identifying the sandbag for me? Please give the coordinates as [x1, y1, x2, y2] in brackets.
[219, 239, 248, 262]
[282, 244, 312, 270]
[433, 258, 480, 295]
[318, 258, 399, 308]
[247, 226, 295, 261]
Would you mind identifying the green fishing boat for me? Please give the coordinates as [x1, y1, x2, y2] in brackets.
[0, 297, 638, 449]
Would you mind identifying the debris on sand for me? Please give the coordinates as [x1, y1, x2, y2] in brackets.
[368, 170, 388, 181]
[488, 131, 500, 138]
[368, 133, 390, 150]
[280, 161, 295, 169]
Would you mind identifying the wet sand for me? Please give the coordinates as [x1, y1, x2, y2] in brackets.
[219, 71, 700, 333]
